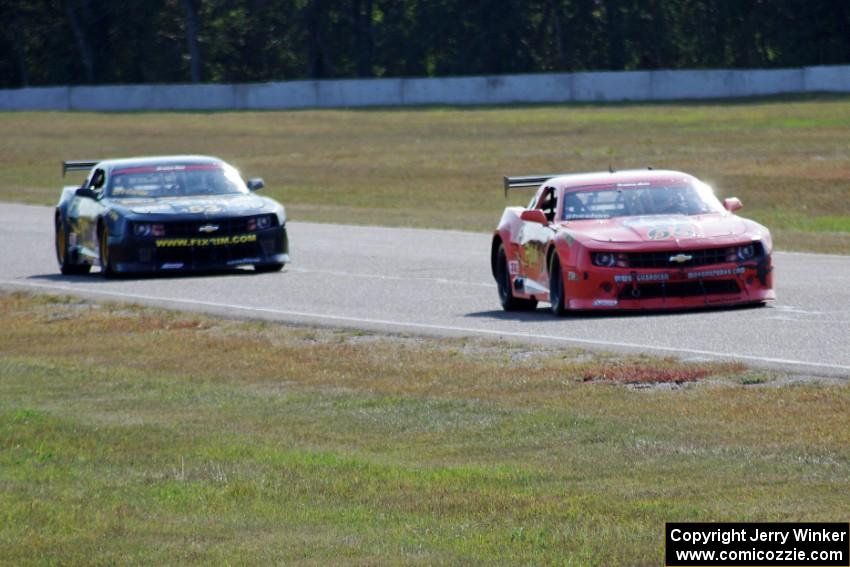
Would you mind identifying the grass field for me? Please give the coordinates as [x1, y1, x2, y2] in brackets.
[2, 291, 848, 565]
[0, 95, 848, 253]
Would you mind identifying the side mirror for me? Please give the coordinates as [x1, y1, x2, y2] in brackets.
[723, 197, 743, 212]
[247, 178, 265, 191]
[75, 187, 98, 199]
[520, 209, 549, 225]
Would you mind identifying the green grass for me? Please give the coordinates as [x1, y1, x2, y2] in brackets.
[1, 291, 849, 565]
[0, 94, 849, 253]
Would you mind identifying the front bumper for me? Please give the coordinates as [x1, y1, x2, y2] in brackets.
[563, 256, 775, 310]
[105, 226, 289, 273]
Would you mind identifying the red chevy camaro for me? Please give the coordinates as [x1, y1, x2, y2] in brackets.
[491, 169, 775, 315]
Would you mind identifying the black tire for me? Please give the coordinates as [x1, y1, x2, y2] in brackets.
[496, 244, 538, 311]
[548, 253, 567, 316]
[55, 216, 90, 275]
[98, 224, 115, 278]
[255, 263, 285, 273]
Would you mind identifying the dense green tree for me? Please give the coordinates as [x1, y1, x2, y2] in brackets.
[2, 0, 849, 88]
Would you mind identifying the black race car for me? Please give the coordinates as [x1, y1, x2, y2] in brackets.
[55, 155, 289, 276]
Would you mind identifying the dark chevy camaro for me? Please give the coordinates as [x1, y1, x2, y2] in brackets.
[55, 155, 289, 276]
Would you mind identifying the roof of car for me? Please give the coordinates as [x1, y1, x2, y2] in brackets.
[98, 155, 224, 171]
[549, 169, 697, 189]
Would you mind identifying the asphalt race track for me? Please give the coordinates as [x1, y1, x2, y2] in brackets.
[2, 203, 849, 377]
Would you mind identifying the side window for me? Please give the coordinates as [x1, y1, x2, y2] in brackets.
[89, 169, 106, 190]
[537, 187, 558, 222]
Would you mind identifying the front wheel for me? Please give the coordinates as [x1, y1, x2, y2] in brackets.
[56, 216, 90, 275]
[496, 244, 537, 311]
[99, 224, 115, 278]
[548, 253, 567, 316]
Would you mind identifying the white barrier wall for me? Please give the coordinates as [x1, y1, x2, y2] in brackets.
[2, 65, 849, 111]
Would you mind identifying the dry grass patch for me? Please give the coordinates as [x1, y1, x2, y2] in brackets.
[1, 96, 849, 253]
[576, 360, 746, 384]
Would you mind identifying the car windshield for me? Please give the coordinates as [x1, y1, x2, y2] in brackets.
[107, 164, 249, 198]
[561, 180, 725, 220]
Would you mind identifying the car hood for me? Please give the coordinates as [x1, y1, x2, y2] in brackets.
[109, 194, 276, 217]
[569, 214, 749, 244]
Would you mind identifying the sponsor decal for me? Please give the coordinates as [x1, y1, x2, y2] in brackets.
[687, 266, 745, 279]
[520, 244, 542, 272]
[113, 164, 220, 176]
[114, 188, 156, 197]
[155, 234, 258, 248]
[568, 271, 578, 281]
[508, 260, 519, 275]
[638, 273, 670, 282]
[564, 213, 610, 220]
[614, 273, 670, 283]
[593, 299, 618, 306]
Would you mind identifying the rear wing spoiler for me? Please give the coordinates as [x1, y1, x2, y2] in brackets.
[62, 160, 99, 176]
[503, 174, 569, 197]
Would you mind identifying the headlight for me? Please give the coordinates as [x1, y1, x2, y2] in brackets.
[132, 223, 164, 237]
[591, 252, 628, 267]
[736, 244, 756, 261]
[133, 223, 151, 237]
[592, 252, 616, 267]
[248, 215, 275, 231]
[257, 215, 272, 230]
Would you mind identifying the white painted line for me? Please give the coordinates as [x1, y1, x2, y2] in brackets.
[764, 317, 850, 324]
[774, 250, 850, 259]
[3, 279, 850, 373]
[771, 305, 827, 315]
[287, 267, 495, 288]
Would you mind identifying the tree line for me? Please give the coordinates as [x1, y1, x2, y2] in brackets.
[2, 0, 849, 88]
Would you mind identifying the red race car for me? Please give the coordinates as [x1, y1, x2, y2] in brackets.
[491, 169, 775, 315]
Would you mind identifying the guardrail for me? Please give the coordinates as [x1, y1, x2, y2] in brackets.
[2, 65, 849, 111]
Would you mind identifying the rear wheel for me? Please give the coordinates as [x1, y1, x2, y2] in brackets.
[548, 253, 567, 316]
[99, 224, 115, 278]
[55, 216, 90, 275]
[496, 244, 537, 311]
